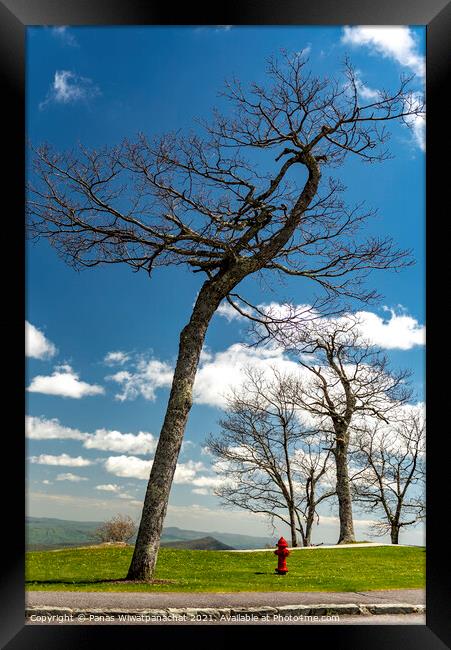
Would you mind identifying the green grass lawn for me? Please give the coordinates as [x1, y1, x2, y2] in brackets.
[26, 545, 425, 592]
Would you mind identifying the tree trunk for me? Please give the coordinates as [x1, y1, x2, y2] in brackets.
[305, 510, 315, 547]
[335, 439, 355, 544]
[390, 524, 400, 545]
[126, 279, 226, 580]
[127, 158, 321, 580]
[288, 506, 298, 547]
[295, 513, 307, 547]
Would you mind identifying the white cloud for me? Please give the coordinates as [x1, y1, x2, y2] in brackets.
[27, 364, 105, 398]
[103, 306, 423, 409]
[341, 26, 425, 78]
[106, 358, 173, 401]
[216, 301, 246, 322]
[341, 27, 426, 151]
[165, 503, 268, 535]
[104, 455, 205, 484]
[39, 70, 100, 110]
[191, 474, 231, 493]
[217, 302, 425, 352]
[193, 343, 308, 408]
[25, 415, 156, 455]
[217, 300, 317, 325]
[94, 483, 135, 499]
[104, 455, 151, 480]
[355, 82, 379, 101]
[354, 307, 425, 349]
[25, 415, 88, 440]
[55, 473, 88, 482]
[51, 26, 78, 47]
[104, 341, 304, 409]
[411, 115, 425, 151]
[25, 321, 57, 359]
[104, 351, 130, 366]
[181, 440, 196, 453]
[349, 400, 425, 454]
[29, 453, 93, 467]
[174, 460, 205, 484]
[353, 71, 379, 100]
[404, 103, 425, 151]
[96, 484, 121, 492]
[298, 45, 312, 57]
[106, 339, 299, 407]
[312, 514, 379, 528]
[83, 429, 156, 456]
[28, 491, 143, 522]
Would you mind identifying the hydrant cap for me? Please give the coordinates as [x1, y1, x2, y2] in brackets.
[277, 536, 289, 547]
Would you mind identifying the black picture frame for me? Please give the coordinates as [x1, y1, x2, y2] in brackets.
[1, 1, 449, 647]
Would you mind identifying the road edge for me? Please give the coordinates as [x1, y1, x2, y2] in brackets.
[26, 602, 426, 621]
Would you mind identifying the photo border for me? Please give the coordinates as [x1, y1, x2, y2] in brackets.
[1, 0, 449, 646]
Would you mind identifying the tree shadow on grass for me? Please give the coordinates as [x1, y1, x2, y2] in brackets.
[26, 578, 176, 586]
[254, 572, 281, 576]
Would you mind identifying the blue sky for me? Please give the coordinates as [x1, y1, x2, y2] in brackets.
[26, 25, 425, 544]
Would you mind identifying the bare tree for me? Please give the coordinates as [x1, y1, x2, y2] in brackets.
[264, 316, 413, 544]
[206, 368, 335, 547]
[350, 411, 425, 544]
[27, 52, 423, 580]
[93, 514, 137, 544]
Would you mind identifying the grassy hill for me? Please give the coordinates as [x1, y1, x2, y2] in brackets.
[26, 544, 425, 592]
[26, 517, 272, 550]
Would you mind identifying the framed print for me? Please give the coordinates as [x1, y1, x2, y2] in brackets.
[1, 0, 449, 647]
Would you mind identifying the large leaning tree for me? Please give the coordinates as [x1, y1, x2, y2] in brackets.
[351, 410, 425, 544]
[257, 315, 413, 544]
[26, 52, 423, 580]
[206, 367, 336, 547]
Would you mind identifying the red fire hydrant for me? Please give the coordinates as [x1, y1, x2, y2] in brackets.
[274, 536, 290, 575]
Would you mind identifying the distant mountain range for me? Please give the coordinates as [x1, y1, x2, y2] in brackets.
[25, 517, 273, 551]
[162, 536, 234, 551]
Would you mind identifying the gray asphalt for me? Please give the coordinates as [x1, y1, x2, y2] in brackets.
[26, 588, 425, 609]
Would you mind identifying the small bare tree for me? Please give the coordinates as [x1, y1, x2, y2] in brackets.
[93, 514, 137, 544]
[351, 412, 425, 544]
[261, 316, 413, 544]
[206, 368, 335, 547]
[27, 51, 423, 579]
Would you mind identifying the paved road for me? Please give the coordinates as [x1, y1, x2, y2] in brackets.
[27, 613, 426, 626]
[27, 588, 425, 609]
